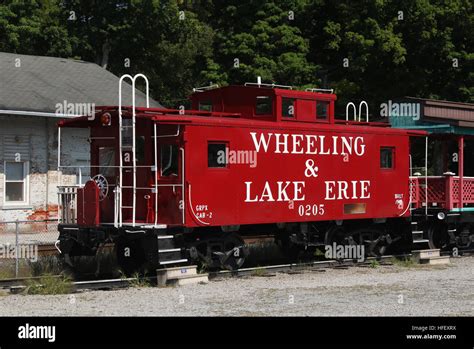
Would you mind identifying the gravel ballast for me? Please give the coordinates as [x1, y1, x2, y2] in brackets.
[0, 257, 473, 316]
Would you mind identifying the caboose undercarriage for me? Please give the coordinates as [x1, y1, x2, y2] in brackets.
[58, 218, 414, 274]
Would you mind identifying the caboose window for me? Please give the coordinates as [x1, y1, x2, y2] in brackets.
[380, 147, 394, 169]
[136, 136, 146, 165]
[208, 143, 228, 168]
[198, 100, 213, 112]
[255, 96, 272, 115]
[317, 101, 329, 119]
[282, 98, 295, 118]
[161, 144, 178, 177]
[98, 147, 115, 177]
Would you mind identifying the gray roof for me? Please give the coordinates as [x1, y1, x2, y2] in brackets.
[0, 52, 162, 114]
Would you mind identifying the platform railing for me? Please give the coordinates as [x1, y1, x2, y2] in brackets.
[58, 186, 79, 224]
[410, 175, 474, 210]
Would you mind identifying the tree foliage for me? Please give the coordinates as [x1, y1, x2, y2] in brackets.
[0, 0, 472, 109]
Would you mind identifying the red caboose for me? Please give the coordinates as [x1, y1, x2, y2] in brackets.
[57, 77, 424, 271]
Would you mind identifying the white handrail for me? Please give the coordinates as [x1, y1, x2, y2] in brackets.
[346, 102, 357, 121]
[305, 88, 334, 94]
[118, 74, 150, 227]
[358, 101, 369, 122]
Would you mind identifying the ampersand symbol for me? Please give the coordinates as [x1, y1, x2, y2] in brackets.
[305, 159, 319, 177]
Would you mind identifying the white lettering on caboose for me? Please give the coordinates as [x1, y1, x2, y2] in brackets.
[250, 132, 366, 156]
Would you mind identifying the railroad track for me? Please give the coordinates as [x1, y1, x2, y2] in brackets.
[2, 250, 472, 293]
[0, 276, 139, 293]
[209, 253, 411, 279]
[0, 253, 413, 292]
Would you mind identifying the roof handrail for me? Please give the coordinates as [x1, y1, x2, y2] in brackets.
[346, 102, 357, 121]
[244, 82, 294, 90]
[305, 88, 334, 94]
[245, 76, 293, 90]
[358, 100, 369, 122]
[192, 84, 219, 92]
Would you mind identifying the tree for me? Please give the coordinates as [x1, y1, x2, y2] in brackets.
[61, 0, 215, 107]
[0, 0, 72, 57]
[202, 0, 318, 87]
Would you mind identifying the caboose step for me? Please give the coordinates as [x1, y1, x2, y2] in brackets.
[413, 239, 429, 243]
[412, 249, 440, 260]
[157, 235, 174, 239]
[419, 256, 450, 265]
[167, 274, 209, 286]
[156, 265, 208, 286]
[158, 248, 181, 253]
[159, 259, 188, 265]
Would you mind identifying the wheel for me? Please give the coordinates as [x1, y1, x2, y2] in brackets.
[428, 223, 450, 250]
[325, 226, 390, 259]
[354, 228, 392, 257]
[213, 233, 248, 271]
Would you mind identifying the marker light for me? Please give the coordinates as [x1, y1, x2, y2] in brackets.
[101, 112, 111, 126]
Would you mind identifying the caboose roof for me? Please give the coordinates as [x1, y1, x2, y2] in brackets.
[0, 52, 162, 117]
[190, 84, 337, 101]
[59, 106, 426, 137]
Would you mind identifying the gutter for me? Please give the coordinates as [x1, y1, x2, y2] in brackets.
[0, 109, 80, 118]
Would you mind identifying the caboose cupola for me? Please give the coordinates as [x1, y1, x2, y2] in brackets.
[190, 79, 336, 124]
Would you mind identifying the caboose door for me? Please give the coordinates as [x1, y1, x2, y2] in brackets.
[119, 123, 154, 224]
[155, 137, 184, 226]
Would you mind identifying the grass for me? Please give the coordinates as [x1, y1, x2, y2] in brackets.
[23, 274, 73, 295]
[120, 271, 151, 288]
[391, 256, 417, 268]
[251, 267, 268, 277]
[28, 256, 64, 277]
[369, 259, 380, 268]
[314, 248, 326, 258]
[197, 261, 209, 274]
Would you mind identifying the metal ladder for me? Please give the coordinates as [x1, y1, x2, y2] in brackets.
[117, 74, 149, 227]
[410, 138, 430, 246]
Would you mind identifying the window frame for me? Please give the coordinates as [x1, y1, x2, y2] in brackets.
[380, 147, 395, 170]
[160, 143, 180, 178]
[198, 100, 213, 112]
[255, 96, 273, 116]
[207, 141, 229, 169]
[281, 97, 296, 118]
[3, 161, 29, 206]
[316, 101, 329, 120]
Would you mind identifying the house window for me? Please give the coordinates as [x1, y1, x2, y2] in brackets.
[255, 96, 272, 115]
[198, 100, 213, 112]
[161, 144, 179, 177]
[208, 143, 228, 168]
[316, 101, 329, 119]
[4, 161, 28, 204]
[380, 147, 394, 169]
[282, 98, 295, 118]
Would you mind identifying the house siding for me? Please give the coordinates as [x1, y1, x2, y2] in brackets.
[0, 115, 89, 221]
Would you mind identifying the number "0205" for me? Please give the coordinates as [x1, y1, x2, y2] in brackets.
[298, 204, 325, 216]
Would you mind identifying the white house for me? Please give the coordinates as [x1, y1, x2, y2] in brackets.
[0, 52, 161, 222]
